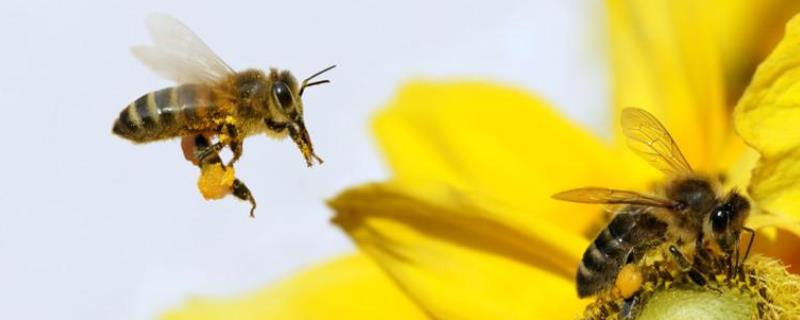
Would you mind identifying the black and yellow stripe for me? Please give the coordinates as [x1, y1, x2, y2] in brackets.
[112, 84, 216, 143]
[577, 213, 635, 297]
[576, 209, 667, 297]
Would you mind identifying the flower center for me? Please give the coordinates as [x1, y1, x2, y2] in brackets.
[580, 255, 799, 319]
[637, 287, 755, 320]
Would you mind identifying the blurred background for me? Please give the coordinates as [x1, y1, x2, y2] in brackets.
[0, 0, 608, 319]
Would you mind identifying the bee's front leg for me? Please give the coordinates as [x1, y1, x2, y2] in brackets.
[668, 245, 711, 288]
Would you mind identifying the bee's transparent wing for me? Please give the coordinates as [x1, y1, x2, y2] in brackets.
[621, 108, 693, 176]
[131, 14, 235, 84]
[552, 187, 678, 208]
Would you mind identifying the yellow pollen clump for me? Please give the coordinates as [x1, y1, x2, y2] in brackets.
[616, 264, 644, 299]
[197, 164, 235, 200]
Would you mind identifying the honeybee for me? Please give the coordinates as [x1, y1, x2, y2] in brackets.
[553, 108, 754, 299]
[112, 14, 334, 216]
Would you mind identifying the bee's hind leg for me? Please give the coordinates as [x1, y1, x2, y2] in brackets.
[188, 133, 257, 218]
[190, 134, 224, 166]
[621, 295, 642, 320]
[197, 138, 242, 167]
[232, 178, 257, 218]
[194, 117, 244, 166]
[196, 140, 226, 165]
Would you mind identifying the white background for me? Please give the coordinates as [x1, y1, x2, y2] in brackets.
[0, 0, 608, 319]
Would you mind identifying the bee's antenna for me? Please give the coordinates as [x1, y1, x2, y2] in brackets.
[300, 65, 336, 96]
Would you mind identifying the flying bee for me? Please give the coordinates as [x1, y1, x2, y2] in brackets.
[112, 14, 334, 216]
[552, 108, 754, 299]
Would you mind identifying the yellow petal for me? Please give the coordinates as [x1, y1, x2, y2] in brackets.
[162, 253, 428, 320]
[735, 14, 800, 225]
[606, 0, 730, 172]
[746, 209, 800, 276]
[330, 181, 589, 320]
[374, 81, 649, 236]
[708, 0, 800, 103]
[745, 211, 800, 274]
[752, 229, 800, 275]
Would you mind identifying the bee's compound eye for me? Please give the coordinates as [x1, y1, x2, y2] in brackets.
[711, 207, 731, 233]
[272, 81, 294, 110]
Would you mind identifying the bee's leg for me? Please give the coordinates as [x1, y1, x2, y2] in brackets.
[694, 237, 713, 263]
[213, 116, 244, 167]
[225, 126, 243, 167]
[192, 133, 257, 218]
[728, 236, 740, 279]
[668, 246, 692, 271]
[197, 141, 227, 165]
[192, 134, 224, 166]
[668, 245, 708, 287]
[231, 178, 256, 218]
[736, 227, 756, 274]
[621, 295, 641, 320]
[182, 133, 213, 165]
[195, 117, 244, 165]
[196, 139, 241, 166]
[692, 237, 718, 274]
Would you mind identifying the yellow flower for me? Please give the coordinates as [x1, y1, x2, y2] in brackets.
[164, 1, 800, 319]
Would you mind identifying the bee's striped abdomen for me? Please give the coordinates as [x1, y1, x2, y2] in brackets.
[576, 208, 666, 298]
[113, 84, 217, 143]
[577, 212, 636, 297]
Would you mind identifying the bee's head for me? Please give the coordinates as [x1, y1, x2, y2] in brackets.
[264, 65, 335, 167]
[269, 70, 303, 121]
[704, 192, 751, 255]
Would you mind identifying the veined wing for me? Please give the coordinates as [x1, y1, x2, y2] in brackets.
[131, 14, 235, 84]
[621, 108, 693, 176]
[552, 187, 678, 208]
